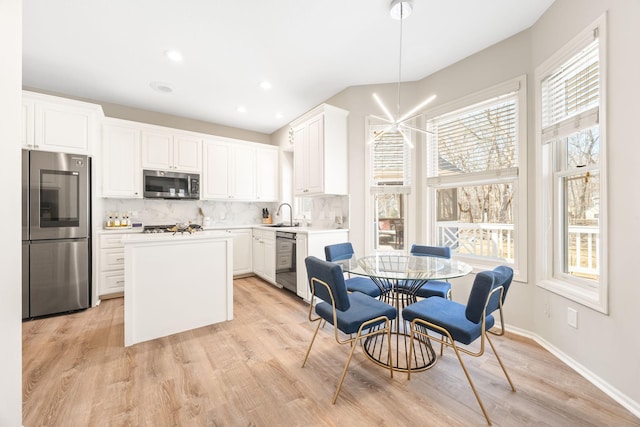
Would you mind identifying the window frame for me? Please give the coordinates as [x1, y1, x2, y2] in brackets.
[364, 118, 416, 254]
[422, 76, 528, 282]
[534, 14, 608, 313]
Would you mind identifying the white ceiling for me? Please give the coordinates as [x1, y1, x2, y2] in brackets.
[22, 0, 554, 135]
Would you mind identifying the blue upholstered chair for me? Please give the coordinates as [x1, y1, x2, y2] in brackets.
[409, 244, 452, 299]
[324, 242, 382, 297]
[402, 266, 515, 425]
[302, 256, 397, 404]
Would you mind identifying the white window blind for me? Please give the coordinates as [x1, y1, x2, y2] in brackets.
[427, 93, 518, 183]
[370, 126, 411, 194]
[541, 34, 599, 143]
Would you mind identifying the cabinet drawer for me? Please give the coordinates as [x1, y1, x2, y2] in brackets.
[99, 271, 125, 295]
[100, 248, 125, 271]
[99, 234, 125, 249]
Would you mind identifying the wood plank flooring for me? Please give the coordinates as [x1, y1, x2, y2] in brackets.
[23, 276, 639, 426]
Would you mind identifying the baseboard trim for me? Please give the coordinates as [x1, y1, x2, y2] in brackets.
[506, 324, 640, 419]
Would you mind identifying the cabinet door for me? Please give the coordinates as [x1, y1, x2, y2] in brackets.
[173, 135, 201, 172]
[252, 231, 264, 276]
[293, 125, 308, 195]
[141, 130, 173, 170]
[35, 101, 94, 154]
[306, 114, 325, 194]
[230, 145, 256, 200]
[102, 123, 141, 198]
[262, 233, 276, 284]
[21, 101, 34, 149]
[256, 147, 279, 202]
[296, 234, 309, 300]
[202, 141, 230, 199]
[231, 229, 252, 275]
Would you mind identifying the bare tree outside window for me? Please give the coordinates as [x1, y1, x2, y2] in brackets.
[430, 97, 519, 262]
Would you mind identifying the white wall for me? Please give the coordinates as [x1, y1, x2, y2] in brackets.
[0, 0, 24, 424]
[530, 0, 640, 412]
[313, 0, 640, 415]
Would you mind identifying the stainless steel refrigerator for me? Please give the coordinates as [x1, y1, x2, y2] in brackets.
[22, 150, 91, 319]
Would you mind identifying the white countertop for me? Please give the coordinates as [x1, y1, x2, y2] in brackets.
[99, 224, 348, 235]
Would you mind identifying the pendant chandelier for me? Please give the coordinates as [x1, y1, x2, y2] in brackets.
[371, 0, 436, 147]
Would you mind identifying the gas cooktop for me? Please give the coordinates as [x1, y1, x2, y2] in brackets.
[143, 224, 203, 234]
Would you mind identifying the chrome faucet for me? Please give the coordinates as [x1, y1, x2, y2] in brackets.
[275, 203, 293, 227]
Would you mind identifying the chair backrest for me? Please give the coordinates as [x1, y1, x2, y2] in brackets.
[465, 266, 513, 324]
[305, 256, 351, 311]
[324, 242, 355, 262]
[410, 244, 451, 259]
[486, 265, 514, 314]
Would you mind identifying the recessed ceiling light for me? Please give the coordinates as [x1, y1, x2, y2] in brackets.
[150, 81, 174, 93]
[165, 50, 183, 62]
[259, 81, 272, 90]
[237, 106, 247, 113]
[275, 112, 284, 119]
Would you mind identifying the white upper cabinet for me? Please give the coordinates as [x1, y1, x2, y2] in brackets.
[291, 103, 348, 196]
[256, 146, 279, 202]
[141, 129, 201, 173]
[173, 135, 201, 172]
[202, 140, 230, 200]
[230, 143, 257, 200]
[101, 119, 141, 198]
[22, 91, 103, 155]
[202, 139, 278, 202]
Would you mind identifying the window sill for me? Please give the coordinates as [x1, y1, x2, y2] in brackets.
[537, 278, 607, 314]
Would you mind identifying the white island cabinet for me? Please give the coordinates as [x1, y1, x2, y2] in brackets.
[123, 232, 233, 347]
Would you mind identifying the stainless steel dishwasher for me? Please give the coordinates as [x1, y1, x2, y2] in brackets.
[275, 231, 297, 294]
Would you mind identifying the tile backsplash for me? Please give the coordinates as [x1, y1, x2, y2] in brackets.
[100, 194, 349, 229]
[101, 199, 280, 227]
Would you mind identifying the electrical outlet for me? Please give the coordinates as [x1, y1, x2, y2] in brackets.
[567, 307, 578, 328]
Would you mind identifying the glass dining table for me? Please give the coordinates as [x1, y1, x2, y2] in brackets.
[334, 253, 472, 372]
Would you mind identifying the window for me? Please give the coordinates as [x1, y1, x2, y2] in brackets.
[367, 125, 411, 251]
[536, 16, 607, 313]
[424, 77, 527, 278]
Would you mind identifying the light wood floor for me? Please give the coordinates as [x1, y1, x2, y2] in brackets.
[23, 276, 639, 426]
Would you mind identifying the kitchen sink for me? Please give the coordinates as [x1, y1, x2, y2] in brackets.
[263, 223, 299, 227]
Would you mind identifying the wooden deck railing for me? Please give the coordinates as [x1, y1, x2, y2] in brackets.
[435, 221, 599, 277]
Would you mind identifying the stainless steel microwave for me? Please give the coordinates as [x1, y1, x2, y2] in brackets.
[143, 169, 200, 200]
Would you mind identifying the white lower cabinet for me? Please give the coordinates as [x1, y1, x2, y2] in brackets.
[252, 229, 276, 284]
[296, 234, 308, 299]
[296, 230, 349, 301]
[97, 232, 128, 297]
[221, 228, 252, 276]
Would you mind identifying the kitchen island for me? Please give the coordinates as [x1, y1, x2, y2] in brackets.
[123, 231, 233, 346]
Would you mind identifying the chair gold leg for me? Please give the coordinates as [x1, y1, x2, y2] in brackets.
[302, 320, 322, 368]
[486, 333, 516, 391]
[386, 321, 394, 379]
[449, 342, 492, 426]
[332, 334, 360, 404]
